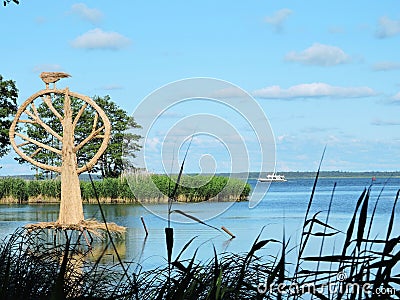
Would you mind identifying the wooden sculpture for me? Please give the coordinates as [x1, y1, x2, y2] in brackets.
[9, 73, 111, 226]
[40, 72, 71, 89]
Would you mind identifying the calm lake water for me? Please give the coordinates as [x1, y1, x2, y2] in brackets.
[1, 177, 399, 270]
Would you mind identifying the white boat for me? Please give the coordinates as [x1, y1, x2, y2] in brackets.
[258, 174, 287, 182]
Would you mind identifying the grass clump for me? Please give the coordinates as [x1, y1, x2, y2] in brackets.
[0, 227, 279, 300]
[0, 228, 132, 300]
[0, 175, 251, 203]
[150, 174, 250, 202]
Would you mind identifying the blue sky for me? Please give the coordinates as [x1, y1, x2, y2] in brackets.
[1, 1, 400, 174]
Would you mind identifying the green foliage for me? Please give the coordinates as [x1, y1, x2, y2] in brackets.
[0, 177, 27, 202]
[0, 177, 58, 202]
[127, 174, 164, 200]
[41, 179, 61, 199]
[0, 175, 250, 203]
[100, 177, 120, 199]
[10, 178, 28, 202]
[150, 174, 250, 202]
[0, 75, 18, 162]
[92, 95, 142, 178]
[27, 180, 41, 198]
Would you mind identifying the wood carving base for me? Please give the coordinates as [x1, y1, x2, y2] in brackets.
[24, 219, 126, 237]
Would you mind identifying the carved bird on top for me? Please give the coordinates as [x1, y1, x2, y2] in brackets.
[40, 72, 71, 89]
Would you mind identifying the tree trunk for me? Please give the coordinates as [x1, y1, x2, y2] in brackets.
[57, 90, 84, 224]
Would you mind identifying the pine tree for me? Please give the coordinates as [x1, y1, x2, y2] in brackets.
[0, 74, 18, 165]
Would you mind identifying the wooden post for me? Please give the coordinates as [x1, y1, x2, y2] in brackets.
[141, 216, 149, 236]
[221, 226, 236, 238]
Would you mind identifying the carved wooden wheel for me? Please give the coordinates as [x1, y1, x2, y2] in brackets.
[9, 88, 111, 174]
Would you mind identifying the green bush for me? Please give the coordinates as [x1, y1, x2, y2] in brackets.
[0, 177, 29, 202]
[40, 180, 61, 199]
[27, 180, 41, 198]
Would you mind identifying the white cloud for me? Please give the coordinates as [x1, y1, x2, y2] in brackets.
[302, 126, 335, 133]
[285, 43, 350, 66]
[372, 61, 400, 71]
[156, 111, 183, 119]
[327, 135, 340, 143]
[211, 87, 249, 98]
[253, 83, 376, 99]
[100, 84, 124, 90]
[32, 64, 63, 73]
[264, 8, 292, 32]
[276, 134, 293, 143]
[328, 26, 345, 34]
[393, 92, 400, 101]
[70, 3, 103, 24]
[376, 16, 400, 38]
[145, 137, 161, 152]
[71, 28, 131, 50]
[371, 119, 400, 126]
[35, 16, 46, 24]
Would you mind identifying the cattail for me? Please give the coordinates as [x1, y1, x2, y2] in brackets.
[221, 226, 236, 238]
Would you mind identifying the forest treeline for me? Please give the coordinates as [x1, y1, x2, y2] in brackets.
[0, 174, 250, 203]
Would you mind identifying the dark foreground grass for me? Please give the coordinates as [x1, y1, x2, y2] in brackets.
[0, 178, 400, 299]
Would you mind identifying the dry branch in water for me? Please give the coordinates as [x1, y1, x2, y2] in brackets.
[24, 219, 126, 237]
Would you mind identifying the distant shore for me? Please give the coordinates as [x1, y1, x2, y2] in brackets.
[279, 171, 400, 179]
[2, 171, 399, 181]
[229, 171, 400, 180]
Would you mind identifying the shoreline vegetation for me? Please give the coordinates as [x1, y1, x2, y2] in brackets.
[0, 174, 250, 204]
[3, 170, 399, 181]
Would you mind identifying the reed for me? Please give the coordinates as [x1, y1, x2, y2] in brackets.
[0, 175, 250, 203]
